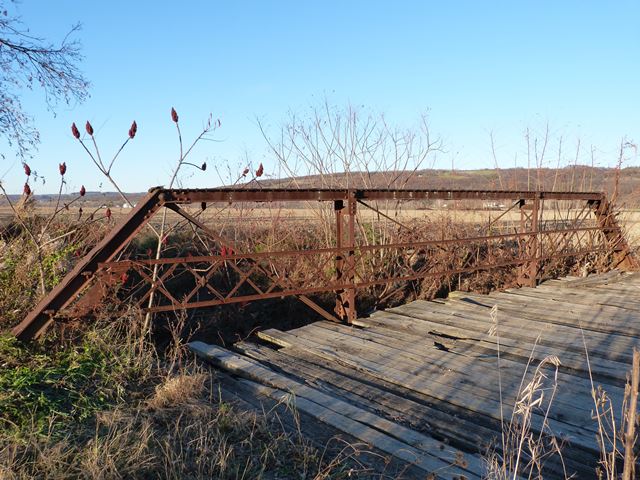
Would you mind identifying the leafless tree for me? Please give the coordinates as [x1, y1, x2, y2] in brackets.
[259, 100, 442, 190]
[0, 2, 89, 158]
[259, 101, 443, 302]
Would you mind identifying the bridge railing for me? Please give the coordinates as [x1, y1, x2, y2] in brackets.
[13, 188, 636, 340]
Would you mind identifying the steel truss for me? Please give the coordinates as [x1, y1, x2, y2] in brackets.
[13, 187, 636, 341]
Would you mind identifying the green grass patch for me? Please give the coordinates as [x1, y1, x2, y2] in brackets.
[0, 331, 149, 438]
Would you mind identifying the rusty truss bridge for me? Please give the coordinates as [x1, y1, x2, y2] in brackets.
[13, 187, 636, 341]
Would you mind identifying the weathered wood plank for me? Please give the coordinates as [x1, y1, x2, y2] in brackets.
[188, 341, 481, 479]
[515, 284, 638, 304]
[191, 273, 640, 479]
[398, 297, 639, 360]
[543, 271, 636, 288]
[547, 270, 627, 288]
[447, 293, 640, 337]
[234, 340, 592, 479]
[285, 322, 607, 430]
[491, 289, 640, 319]
[575, 282, 640, 297]
[499, 287, 640, 312]
[234, 340, 498, 453]
[256, 328, 602, 454]
[230, 377, 438, 479]
[313, 319, 629, 392]
[381, 301, 638, 366]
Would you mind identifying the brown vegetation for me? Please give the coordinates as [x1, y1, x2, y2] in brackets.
[1, 104, 638, 478]
[0, 313, 367, 479]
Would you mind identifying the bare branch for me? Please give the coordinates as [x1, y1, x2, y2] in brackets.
[0, 4, 89, 157]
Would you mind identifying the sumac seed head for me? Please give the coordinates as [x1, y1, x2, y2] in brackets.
[129, 120, 137, 139]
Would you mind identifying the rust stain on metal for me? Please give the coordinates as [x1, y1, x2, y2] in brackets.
[13, 187, 637, 341]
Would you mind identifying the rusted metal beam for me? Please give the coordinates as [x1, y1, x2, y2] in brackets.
[158, 187, 605, 204]
[12, 188, 164, 341]
[100, 224, 618, 267]
[14, 186, 633, 342]
[137, 246, 612, 313]
[106, 221, 615, 312]
[519, 195, 540, 287]
[334, 192, 357, 323]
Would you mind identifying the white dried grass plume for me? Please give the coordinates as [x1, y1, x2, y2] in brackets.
[485, 351, 564, 479]
[488, 304, 499, 336]
[514, 355, 561, 416]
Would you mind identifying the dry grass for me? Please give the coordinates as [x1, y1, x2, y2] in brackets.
[582, 330, 640, 480]
[0, 312, 374, 480]
[484, 354, 566, 479]
[146, 372, 207, 410]
[484, 306, 568, 479]
[483, 308, 640, 480]
[0, 392, 324, 479]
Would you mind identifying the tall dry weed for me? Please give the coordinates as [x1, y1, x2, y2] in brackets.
[582, 327, 639, 480]
[485, 306, 568, 480]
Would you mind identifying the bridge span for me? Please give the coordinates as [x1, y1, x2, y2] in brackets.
[192, 271, 640, 479]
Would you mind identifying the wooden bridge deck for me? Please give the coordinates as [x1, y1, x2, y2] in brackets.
[190, 271, 640, 479]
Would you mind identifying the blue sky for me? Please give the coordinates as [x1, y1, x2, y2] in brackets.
[2, 1, 639, 194]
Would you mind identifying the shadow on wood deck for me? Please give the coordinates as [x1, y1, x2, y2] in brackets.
[190, 270, 640, 479]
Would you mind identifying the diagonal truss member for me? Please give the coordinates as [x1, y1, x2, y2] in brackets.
[12, 187, 637, 341]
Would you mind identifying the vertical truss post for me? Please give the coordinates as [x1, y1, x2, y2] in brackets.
[592, 197, 638, 270]
[518, 196, 540, 287]
[334, 192, 357, 323]
[346, 192, 357, 323]
[334, 199, 345, 319]
[517, 199, 528, 286]
[530, 194, 540, 285]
